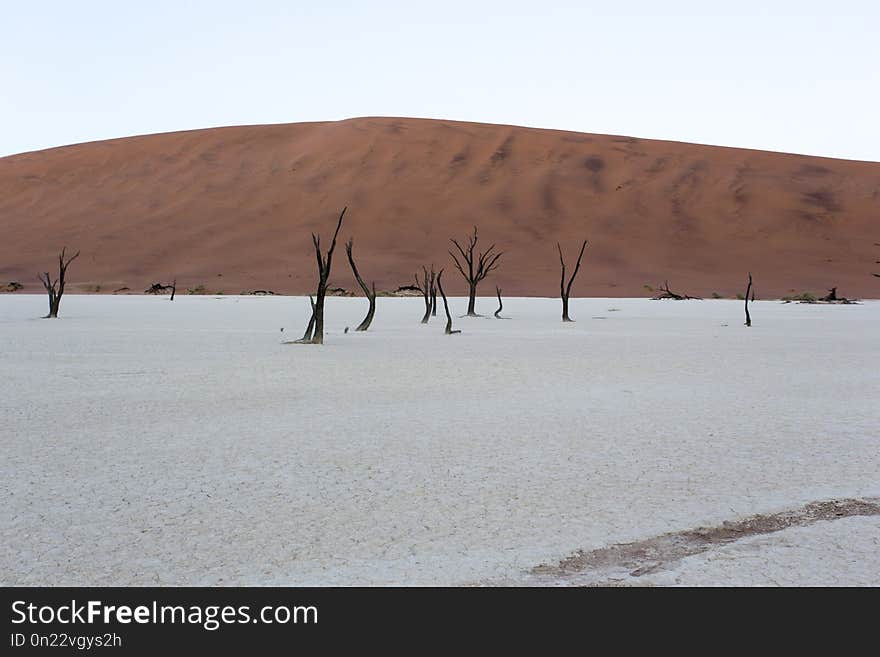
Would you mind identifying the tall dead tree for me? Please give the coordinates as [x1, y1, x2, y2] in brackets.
[297, 207, 345, 345]
[494, 286, 504, 318]
[345, 239, 376, 331]
[744, 272, 753, 327]
[414, 266, 435, 323]
[557, 240, 587, 322]
[436, 269, 460, 335]
[169, 279, 177, 301]
[449, 226, 503, 316]
[37, 247, 80, 318]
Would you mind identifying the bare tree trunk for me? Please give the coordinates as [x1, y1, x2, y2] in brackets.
[431, 281, 437, 316]
[744, 272, 752, 327]
[294, 296, 316, 342]
[170, 279, 176, 301]
[37, 247, 79, 319]
[494, 286, 503, 318]
[415, 266, 434, 323]
[436, 269, 460, 334]
[558, 240, 587, 322]
[346, 239, 377, 331]
[467, 283, 477, 316]
[296, 207, 345, 345]
[449, 226, 503, 317]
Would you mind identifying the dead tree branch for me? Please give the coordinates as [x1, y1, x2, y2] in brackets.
[494, 286, 508, 319]
[436, 269, 460, 335]
[652, 280, 702, 300]
[744, 272, 752, 327]
[345, 238, 376, 331]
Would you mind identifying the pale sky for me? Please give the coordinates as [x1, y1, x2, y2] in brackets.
[2, 0, 878, 160]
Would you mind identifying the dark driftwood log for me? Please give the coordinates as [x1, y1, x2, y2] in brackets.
[744, 273, 752, 327]
[345, 239, 376, 331]
[558, 240, 587, 322]
[299, 207, 345, 345]
[449, 226, 503, 316]
[37, 247, 80, 318]
[436, 269, 460, 335]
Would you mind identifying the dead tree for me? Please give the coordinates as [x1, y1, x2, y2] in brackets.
[821, 287, 838, 302]
[170, 279, 176, 301]
[414, 266, 435, 323]
[744, 273, 752, 327]
[557, 240, 587, 322]
[449, 226, 503, 316]
[291, 296, 317, 343]
[431, 280, 437, 316]
[37, 247, 80, 318]
[652, 281, 702, 300]
[494, 286, 504, 318]
[296, 207, 345, 344]
[436, 269, 460, 334]
[345, 239, 376, 331]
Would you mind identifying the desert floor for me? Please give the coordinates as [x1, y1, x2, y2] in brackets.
[1, 294, 878, 585]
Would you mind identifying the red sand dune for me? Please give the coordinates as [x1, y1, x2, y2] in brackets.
[1, 117, 878, 298]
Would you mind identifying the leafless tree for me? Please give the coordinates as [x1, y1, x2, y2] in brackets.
[494, 286, 504, 318]
[345, 239, 376, 331]
[449, 226, 503, 316]
[413, 266, 435, 323]
[436, 269, 460, 334]
[557, 240, 587, 322]
[37, 247, 80, 318]
[295, 207, 345, 344]
[170, 279, 177, 301]
[744, 272, 753, 327]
